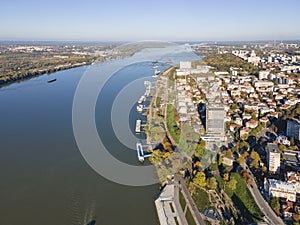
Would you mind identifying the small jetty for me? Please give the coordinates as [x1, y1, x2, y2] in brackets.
[135, 119, 141, 133]
[136, 141, 144, 162]
[136, 141, 151, 162]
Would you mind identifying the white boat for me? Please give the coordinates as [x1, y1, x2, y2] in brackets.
[137, 104, 143, 113]
[135, 119, 141, 133]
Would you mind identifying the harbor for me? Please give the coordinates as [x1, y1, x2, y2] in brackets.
[135, 80, 155, 162]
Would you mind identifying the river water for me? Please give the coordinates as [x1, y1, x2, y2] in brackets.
[0, 44, 200, 225]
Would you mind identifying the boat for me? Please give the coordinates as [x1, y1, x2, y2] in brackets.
[135, 119, 141, 133]
[137, 104, 143, 113]
[138, 95, 145, 104]
[47, 78, 57, 83]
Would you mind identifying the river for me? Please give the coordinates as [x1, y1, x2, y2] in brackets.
[0, 44, 200, 225]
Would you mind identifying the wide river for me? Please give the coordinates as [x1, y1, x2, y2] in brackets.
[0, 44, 200, 225]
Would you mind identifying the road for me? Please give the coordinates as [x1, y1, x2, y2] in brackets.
[244, 166, 285, 225]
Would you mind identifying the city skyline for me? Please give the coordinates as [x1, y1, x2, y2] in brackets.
[1, 0, 300, 41]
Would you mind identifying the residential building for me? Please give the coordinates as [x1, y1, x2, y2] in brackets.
[266, 179, 296, 202]
[287, 119, 300, 141]
[206, 103, 225, 135]
[267, 143, 281, 173]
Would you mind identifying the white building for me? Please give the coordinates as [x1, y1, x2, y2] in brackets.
[258, 70, 270, 80]
[179, 61, 191, 70]
[266, 179, 297, 202]
[267, 143, 281, 173]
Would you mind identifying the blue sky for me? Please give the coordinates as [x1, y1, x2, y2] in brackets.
[1, 0, 300, 41]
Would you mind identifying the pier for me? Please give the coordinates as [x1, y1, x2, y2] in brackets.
[136, 141, 152, 162]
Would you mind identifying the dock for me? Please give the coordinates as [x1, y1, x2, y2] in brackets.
[136, 141, 152, 162]
[135, 119, 141, 133]
[136, 141, 144, 162]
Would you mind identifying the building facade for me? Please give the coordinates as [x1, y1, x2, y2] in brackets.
[206, 104, 225, 135]
[287, 119, 300, 141]
[267, 143, 281, 173]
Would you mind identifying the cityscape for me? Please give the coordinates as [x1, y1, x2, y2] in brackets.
[1, 1, 300, 225]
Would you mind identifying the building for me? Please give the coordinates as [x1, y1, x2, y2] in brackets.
[265, 179, 297, 202]
[258, 70, 270, 80]
[283, 150, 300, 167]
[155, 184, 184, 225]
[206, 103, 225, 135]
[287, 119, 300, 141]
[180, 61, 191, 70]
[267, 143, 281, 173]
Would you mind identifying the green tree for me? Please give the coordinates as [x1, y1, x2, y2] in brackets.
[195, 139, 206, 158]
[227, 177, 237, 190]
[270, 197, 280, 212]
[278, 144, 286, 153]
[250, 150, 261, 168]
[193, 171, 207, 187]
[290, 137, 295, 146]
[239, 141, 250, 153]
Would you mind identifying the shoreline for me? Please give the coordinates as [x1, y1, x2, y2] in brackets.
[0, 61, 92, 88]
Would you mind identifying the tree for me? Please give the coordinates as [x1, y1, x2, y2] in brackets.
[223, 172, 230, 182]
[149, 150, 163, 164]
[227, 177, 237, 190]
[207, 177, 218, 190]
[239, 141, 250, 153]
[237, 155, 246, 166]
[270, 197, 280, 212]
[223, 150, 233, 159]
[195, 139, 206, 158]
[193, 171, 207, 187]
[250, 150, 261, 168]
[290, 137, 295, 146]
[278, 144, 286, 153]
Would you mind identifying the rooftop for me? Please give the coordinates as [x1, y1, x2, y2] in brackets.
[267, 143, 280, 153]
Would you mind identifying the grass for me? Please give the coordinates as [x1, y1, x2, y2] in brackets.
[216, 172, 263, 223]
[185, 207, 197, 225]
[179, 191, 186, 210]
[191, 186, 210, 211]
[156, 97, 161, 108]
[166, 104, 181, 143]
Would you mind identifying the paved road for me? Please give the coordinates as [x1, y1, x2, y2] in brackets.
[244, 167, 284, 225]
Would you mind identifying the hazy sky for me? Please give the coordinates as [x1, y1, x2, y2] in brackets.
[1, 0, 300, 41]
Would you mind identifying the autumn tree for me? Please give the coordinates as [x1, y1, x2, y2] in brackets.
[193, 171, 207, 187]
[250, 150, 261, 168]
[207, 177, 218, 190]
[237, 155, 246, 166]
[223, 172, 230, 182]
